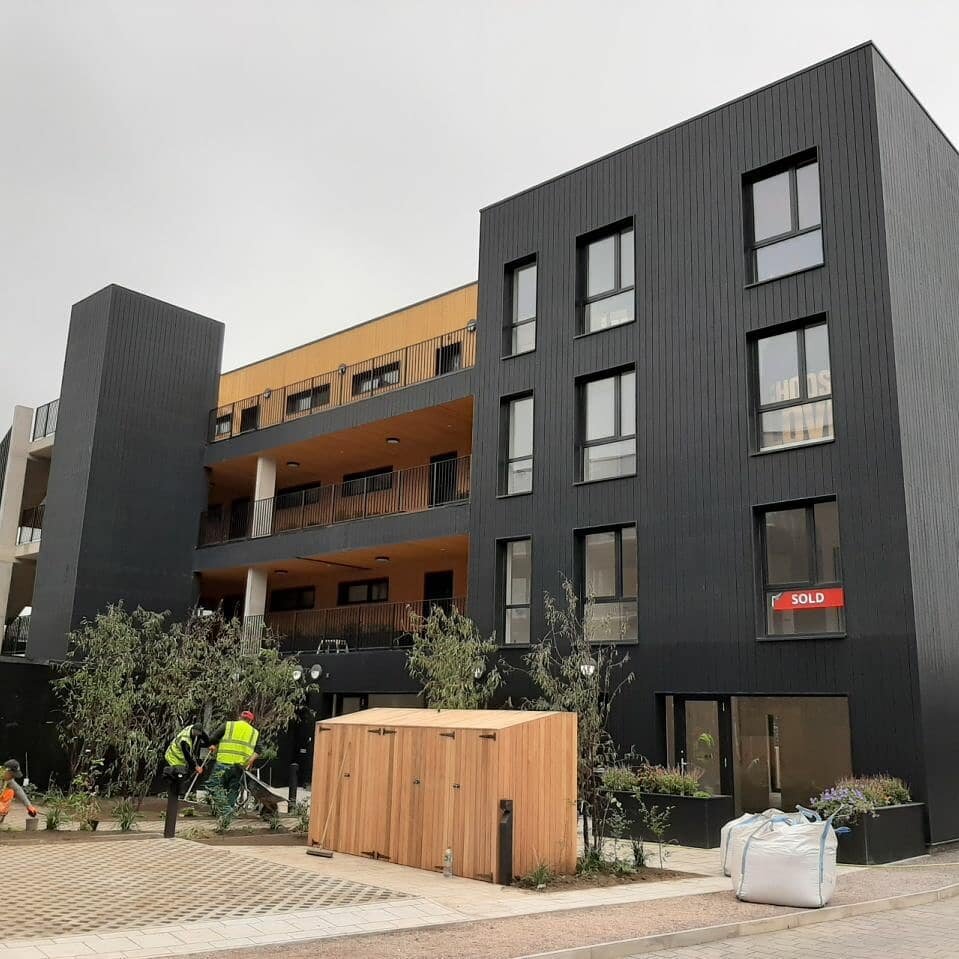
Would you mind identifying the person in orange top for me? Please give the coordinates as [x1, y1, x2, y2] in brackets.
[0, 759, 38, 824]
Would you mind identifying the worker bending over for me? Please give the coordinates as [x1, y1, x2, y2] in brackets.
[1, 759, 38, 825]
[207, 709, 260, 810]
[163, 723, 212, 787]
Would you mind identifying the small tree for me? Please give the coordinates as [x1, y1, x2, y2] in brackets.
[406, 604, 502, 709]
[523, 579, 634, 854]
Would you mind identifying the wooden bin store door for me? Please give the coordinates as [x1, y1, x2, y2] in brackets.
[310, 725, 353, 851]
[451, 730, 498, 881]
[419, 729, 457, 873]
[353, 725, 396, 859]
[388, 726, 429, 868]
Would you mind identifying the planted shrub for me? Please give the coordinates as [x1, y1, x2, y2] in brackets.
[113, 798, 140, 832]
[635, 763, 709, 797]
[810, 775, 911, 825]
[600, 766, 640, 792]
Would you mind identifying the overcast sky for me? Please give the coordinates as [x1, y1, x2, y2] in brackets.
[1, 1, 957, 417]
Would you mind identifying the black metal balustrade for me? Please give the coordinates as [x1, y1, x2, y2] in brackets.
[198, 454, 470, 547]
[17, 505, 44, 545]
[32, 399, 59, 441]
[209, 325, 476, 442]
[4, 615, 30, 656]
[244, 596, 466, 653]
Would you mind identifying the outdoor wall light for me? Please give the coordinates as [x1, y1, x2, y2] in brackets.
[386, 437, 400, 445]
[291, 667, 304, 682]
[375, 556, 390, 564]
[274, 569, 288, 576]
[309, 664, 323, 681]
[263, 389, 272, 399]
[338, 364, 347, 375]
[286, 460, 300, 469]
[466, 320, 477, 332]
[580, 662, 596, 678]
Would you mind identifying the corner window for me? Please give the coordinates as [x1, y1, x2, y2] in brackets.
[214, 413, 232, 437]
[762, 500, 844, 636]
[501, 394, 533, 495]
[580, 225, 634, 334]
[503, 538, 531, 644]
[581, 526, 638, 642]
[286, 384, 330, 417]
[754, 321, 833, 451]
[506, 261, 537, 356]
[352, 362, 400, 396]
[578, 369, 636, 481]
[747, 156, 823, 282]
[338, 578, 389, 605]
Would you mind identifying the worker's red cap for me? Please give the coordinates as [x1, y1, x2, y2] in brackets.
[240, 710, 255, 721]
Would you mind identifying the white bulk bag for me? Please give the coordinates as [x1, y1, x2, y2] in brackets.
[735, 818, 838, 908]
[720, 809, 785, 877]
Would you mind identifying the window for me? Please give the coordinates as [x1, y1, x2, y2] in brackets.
[214, 413, 232, 437]
[580, 225, 634, 333]
[578, 369, 636, 481]
[352, 361, 400, 396]
[747, 157, 823, 282]
[337, 578, 389, 605]
[503, 539, 531, 644]
[269, 586, 315, 613]
[762, 500, 844, 636]
[507, 261, 537, 355]
[342, 466, 393, 497]
[238, 405, 259, 433]
[435, 342, 462, 375]
[581, 526, 638, 642]
[501, 394, 533, 495]
[286, 384, 330, 417]
[754, 321, 833, 451]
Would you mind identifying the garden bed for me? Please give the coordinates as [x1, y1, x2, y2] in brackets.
[184, 830, 307, 847]
[523, 866, 698, 891]
[0, 830, 155, 843]
[606, 791, 735, 848]
[837, 802, 927, 864]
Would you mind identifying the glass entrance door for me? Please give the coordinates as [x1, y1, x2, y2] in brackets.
[667, 696, 733, 796]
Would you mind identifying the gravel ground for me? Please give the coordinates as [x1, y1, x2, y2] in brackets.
[196, 863, 959, 959]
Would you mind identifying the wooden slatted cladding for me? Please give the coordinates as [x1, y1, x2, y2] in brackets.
[309, 708, 577, 881]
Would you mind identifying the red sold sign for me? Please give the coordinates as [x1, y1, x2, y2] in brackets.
[772, 588, 845, 611]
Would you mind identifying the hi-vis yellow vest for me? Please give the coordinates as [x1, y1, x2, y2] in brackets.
[216, 720, 259, 767]
[164, 725, 194, 767]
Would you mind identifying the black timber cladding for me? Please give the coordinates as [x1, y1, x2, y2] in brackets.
[872, 49, 959, 843]
[29, 286, 224, 660]
[469, 45, 929, 819]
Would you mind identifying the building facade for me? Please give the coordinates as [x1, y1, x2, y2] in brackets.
[2, 43, 958, 843]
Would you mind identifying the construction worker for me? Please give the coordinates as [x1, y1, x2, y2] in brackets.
[163, 723, 211, 787]
[1, 759, 38, 825]
[207, 709, 260, 810]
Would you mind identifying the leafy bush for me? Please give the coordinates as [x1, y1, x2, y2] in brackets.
[634, 764, 708, 797]
[601, 766, 640, 792]
[810, 775, 912, 825]
[518, 862, 556, 889]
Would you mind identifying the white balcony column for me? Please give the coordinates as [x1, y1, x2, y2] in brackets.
[241, 566, 268, 653]
[0, 406, 34, 651]
[251, 456, 276, 537]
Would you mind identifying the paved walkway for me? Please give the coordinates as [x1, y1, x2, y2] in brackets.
[631, 896, 959, 958]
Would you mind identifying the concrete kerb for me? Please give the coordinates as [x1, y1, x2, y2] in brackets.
[514, 879, 959, 959]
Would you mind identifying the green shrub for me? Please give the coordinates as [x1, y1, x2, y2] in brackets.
[601, 766, 640, 792]
[810, 775, 911, 825]
[634, 764, 708, 797]
[113, 798, 140, 832]
[518, 862, 556, 889]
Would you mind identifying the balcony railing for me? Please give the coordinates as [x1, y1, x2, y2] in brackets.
[17, 505, 44, 546]
[4, 615, 30, 656]
[246, 596, 466, 653]
[209, 325, 476, 442]
[33, 399, 59, 441]
[198, 454, 470, 547]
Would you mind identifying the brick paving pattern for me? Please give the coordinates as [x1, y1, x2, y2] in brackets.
[2, 838, 409, 939]
[631, 897, 959, 958]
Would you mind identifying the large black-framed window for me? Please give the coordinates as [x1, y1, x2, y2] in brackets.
[577, 368, 636, 482]
[754, 321, 833, 451]
[214, 413, 232, 437]
[579, 224, 634, 334]
[337, 578, 389, 605]
[761, 499, 844, 637]
[238, 405, 259, 433]
[501, 538, 532, 645]
[505, 260, 537, 356]
[286, 384, 331, 417]
[500, 393, 534, 495]
[352, 361, 400, 396]
[746, 154, 823, 283]
[580, 525, 638, 643]
[269, 586, 315, 613]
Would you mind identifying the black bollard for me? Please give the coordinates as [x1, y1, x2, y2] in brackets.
[163, 768, 183, 838]
[288, 763, 299, 811]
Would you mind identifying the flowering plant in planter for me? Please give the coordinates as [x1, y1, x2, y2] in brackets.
[810, 775, 911, 825]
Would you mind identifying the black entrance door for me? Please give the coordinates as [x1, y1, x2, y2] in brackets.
[429, 452, 458, 506]
[671, 695, 734, 797]
[423, 570, 454, 615]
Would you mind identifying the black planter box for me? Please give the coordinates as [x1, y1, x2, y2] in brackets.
[605, 791, 735, 849]
[837, 803, 927, 864]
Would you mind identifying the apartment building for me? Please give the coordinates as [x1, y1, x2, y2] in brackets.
[2, 42, 958, 843]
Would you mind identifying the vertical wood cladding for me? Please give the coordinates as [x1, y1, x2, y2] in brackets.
[30, 286, 224, 660]
[873, 51, 959, 843]
[470, 45, 930, 816]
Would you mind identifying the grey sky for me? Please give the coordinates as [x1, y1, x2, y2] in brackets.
[2, 1, 957, 417]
